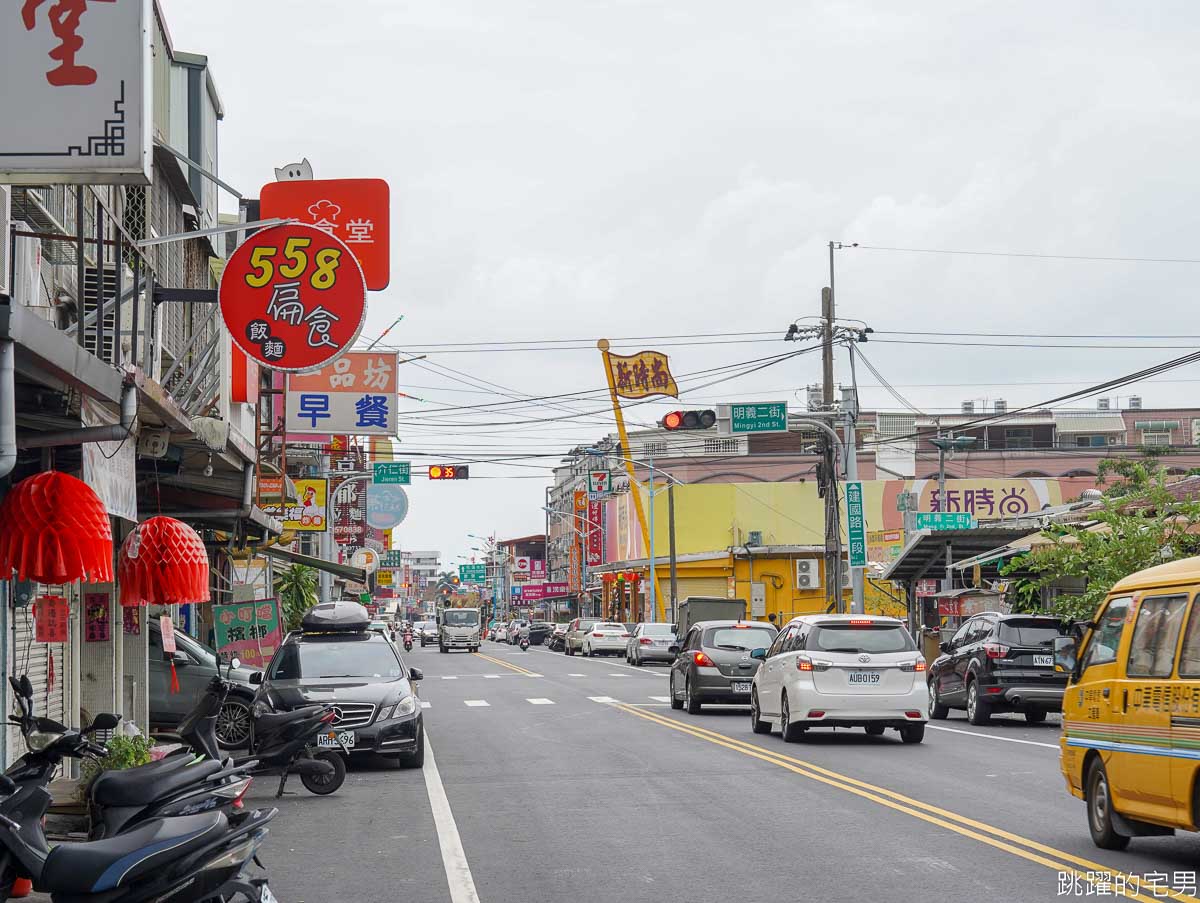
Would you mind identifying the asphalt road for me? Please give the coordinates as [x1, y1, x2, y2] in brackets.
[242, 641, 1200, 903]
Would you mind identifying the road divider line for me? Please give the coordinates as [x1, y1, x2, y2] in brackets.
[532, 648, 667, 677]
[587, 696, 619, 703]
[927, 724, 1059, 750]
[463, 700, 489, 707]
[527, 698, 554, 705]
[473, 651, 539, 676]
[421, 734, 481, 903]
[609, 703, 1186, 903]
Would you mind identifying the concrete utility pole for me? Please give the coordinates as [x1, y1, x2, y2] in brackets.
[821, 286, 834, 409]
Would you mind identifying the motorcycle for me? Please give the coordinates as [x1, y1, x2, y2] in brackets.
[402, 630, 414, 652]
[181, 669, 347, 798]
[519, 633, 530, 651]
[0, 676, 278, 901]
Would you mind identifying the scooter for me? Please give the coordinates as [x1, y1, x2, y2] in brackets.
[181, 672, 347, 798]
[0, 676, 279, 901]
[402, 629, 414, 652]
[519, 634, 530, 651]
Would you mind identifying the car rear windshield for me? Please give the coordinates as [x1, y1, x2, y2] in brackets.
[705, 626, 777, 651]
[807, 624, 915, 654]
[577, 620, 599, 631]
[270, 640, 403, 681]
[997, 619, 1066, 647]
[596, 624, 626, 631]
[443, 611, 479, 627]
[642, 624, 675, 636]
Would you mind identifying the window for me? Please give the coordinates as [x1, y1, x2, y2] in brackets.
[1080, 597, 1131, 670]
[806, 623, 916, 654]
[767, 626, 793, 658]
[998, 619, 1067, 648]
[1176, 599, 1200, 678]
[641, 441, 668, 457]
[269, 640, 402, 681]
[1074, 435, 1110, 448]
[706, 626, 778, 651]
[949, 621, 974, 649]
[1004, 428, 1033, 449]
[1142, 431, 1172, 448]
[703, 438, 741, 455]
[1126, 595, 1188, 678]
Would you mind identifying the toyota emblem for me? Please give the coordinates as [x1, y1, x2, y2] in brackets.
[858, 653, 872, 663]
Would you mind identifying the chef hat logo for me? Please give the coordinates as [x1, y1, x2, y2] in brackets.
[307, 199, 342, 221]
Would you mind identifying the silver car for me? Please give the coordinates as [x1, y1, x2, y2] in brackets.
[564, 617, 602, 656]
[626, 622, 677, 665]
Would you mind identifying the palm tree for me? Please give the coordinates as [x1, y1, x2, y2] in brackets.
[274, 564, 318, 630]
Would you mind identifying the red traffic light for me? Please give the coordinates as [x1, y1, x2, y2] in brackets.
[429, 464, 470, 480]
[661, 410, 716, 431]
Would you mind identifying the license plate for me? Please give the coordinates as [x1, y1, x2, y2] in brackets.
[732, 681, 752, 693]
[1033, 655, 1053, 666]
[317, 730, 355, 749]
[261, 886, 278, 903]
[848, 671, 881, 685]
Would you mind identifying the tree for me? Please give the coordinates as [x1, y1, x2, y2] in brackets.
[1004, 463, 1200, 620]
[274, 564, 318, 631]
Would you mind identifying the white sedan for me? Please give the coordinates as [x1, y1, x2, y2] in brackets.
[582, 623, 631, 656]
[749, 615, 928, 744]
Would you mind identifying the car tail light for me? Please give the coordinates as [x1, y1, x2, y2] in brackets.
[807, 710, 825, 718]
[797, 656, 814, 672]
[849, 619, 873, 626]
[621, 633, 631, 638]
[984, 643, 1010, 659]
[639, 637, 653, 645]
[693, 651, 716, 667]
[593, 633, 604, 638]
[900, 659, 928, 673]
[904, 711, 922, 719]
[985, 686, 1003, 694]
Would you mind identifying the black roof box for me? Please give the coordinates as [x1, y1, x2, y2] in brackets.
[301, 600, 370, 632]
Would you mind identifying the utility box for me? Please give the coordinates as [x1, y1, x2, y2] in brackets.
[674, 596, 748, 635]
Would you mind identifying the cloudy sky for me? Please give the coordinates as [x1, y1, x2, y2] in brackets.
[164, 0, 1200, 566]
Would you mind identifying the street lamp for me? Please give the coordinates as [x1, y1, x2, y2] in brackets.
[929, 435, 978, 509]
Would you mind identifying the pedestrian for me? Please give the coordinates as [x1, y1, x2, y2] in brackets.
[767, 612, 778, 627]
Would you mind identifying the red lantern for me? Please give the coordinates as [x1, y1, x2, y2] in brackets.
[0, 471, 113, 584]
[118, 517, 210, 607]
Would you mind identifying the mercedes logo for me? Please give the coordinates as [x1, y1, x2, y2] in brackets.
[858, 653, 872, 663]
[330, 706, 343, 723]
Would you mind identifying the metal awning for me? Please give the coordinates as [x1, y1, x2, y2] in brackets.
[881, 528, 1030, 584]
[264, 546, 367, 584]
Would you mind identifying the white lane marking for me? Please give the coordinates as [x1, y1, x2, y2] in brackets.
[607, 673, 628, 678]
[483, 675, 501, 679]
[927, 724, 1058, 749]
[627, 703, 671, 707]
[463, 700, 490, 707]
[533, 648, 666, 678]
[422, 734, 481, 903]
[420, 701, 432, 709]
[648, 696, 670, 702]
[588, 696, 618, 703]
[526, 698, 555, 705]
[526, 673, 544, 678]
[568, 673, 586, 677]
[441, 676, 458, 680]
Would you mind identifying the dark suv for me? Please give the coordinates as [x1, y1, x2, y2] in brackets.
[927, 612, 1070, 725]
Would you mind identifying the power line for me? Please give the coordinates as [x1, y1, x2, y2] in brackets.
[852, 245, 1200, 265]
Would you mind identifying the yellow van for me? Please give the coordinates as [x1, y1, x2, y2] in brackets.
[1057, 557, 1200, 849]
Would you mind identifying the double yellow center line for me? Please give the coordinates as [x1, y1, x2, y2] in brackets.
[612, 702, 1195, 903]
[472, 650, 539, 677]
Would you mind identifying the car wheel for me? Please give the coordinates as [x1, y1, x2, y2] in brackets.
[750, 691, 771, 734]
[670, 674, 684, 710]
[928, 681, 950, 720]
[780, 693, 805, 743]
[566, 644, 574, 656]
[1025, 708, 1047, 724]
[899, 723, 925, 744]
[1086, 758, 1130, 850]
[215, 696, 253, 749]
[865, 724, 885, 737]
[396, 727, 425, 769]
[966, 681, 991, 725]
[439, 644, 447, 654]
[685, 678, 702, 714]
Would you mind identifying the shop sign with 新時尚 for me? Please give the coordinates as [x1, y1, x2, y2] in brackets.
[286, 352, 398, 437]
[0, 0, 151, 184]
[220, 222, 366, 373]
[605, 350, 679, 399]
[260, 178, 390, 291]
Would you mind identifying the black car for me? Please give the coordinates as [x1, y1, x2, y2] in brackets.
[252, 600, 425, 767]
[927, 612, 1070, 725]
[668, 619, 779, 713]
[527, 621, 554, 646]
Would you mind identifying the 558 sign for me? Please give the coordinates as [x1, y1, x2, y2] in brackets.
[220, 223, 367, 372]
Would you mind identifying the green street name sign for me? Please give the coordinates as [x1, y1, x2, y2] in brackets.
[382, 550, 404, 568]
[915, 512, 977, 531]
[730, 402, 788, 434]
[459, 564, 487, 583]
[374, 462, 411, 485]
[845, 480, 867, 568]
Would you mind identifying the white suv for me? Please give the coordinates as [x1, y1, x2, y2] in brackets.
[749, 615, 928, 744]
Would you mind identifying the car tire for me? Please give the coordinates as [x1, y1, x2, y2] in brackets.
[1086, 758, 1130, 850]
[439, 645, 447, 654]
[633, 650, 641, 667]
[865, 724, 885, 737]
[566, 644, 574, 656]
[750, 691, 771, 734]
[966, 681, 991, 725]
[928, 682, 950, 720]
[899, 723, 925, 744]
[780, 693, 805, 743]
[215, 695, 253, 750]
[397, 727, 425, 769]
[1025, 708, 1047, 724]
[670, 674, 684, 710]
[684, 678, 702, 714]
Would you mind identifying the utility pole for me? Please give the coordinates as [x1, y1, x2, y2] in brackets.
[647, 447, 656, 623]
[845, 355, 865, 615]
[821, 286, 834, 409]
[667, 482, 678, 626]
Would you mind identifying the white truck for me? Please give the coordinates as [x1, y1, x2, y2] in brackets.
[437, 607, 482, 653]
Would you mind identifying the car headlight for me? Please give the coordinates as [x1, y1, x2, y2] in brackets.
[382, 697, 417, 720]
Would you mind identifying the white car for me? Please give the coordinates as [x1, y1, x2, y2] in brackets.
[582, 623, 631, 656]
[749, 615, 928, 744]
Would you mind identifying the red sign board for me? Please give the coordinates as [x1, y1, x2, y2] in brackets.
[260, 179, 390, 290]
[587, 500, 603, 566]
[220, 222, 367, 373]
[34, 596, 69, 643]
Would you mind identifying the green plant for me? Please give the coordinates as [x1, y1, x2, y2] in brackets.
[76, 734, 154, 802]
[274, 563, 318, 631]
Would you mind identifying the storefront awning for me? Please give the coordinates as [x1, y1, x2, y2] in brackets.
[264, 546, 367, 584]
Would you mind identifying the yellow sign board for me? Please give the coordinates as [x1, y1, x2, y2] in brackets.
[377, 569, 394, 586]
[607, 350, 678, 399]
[284, 478, 328, 532]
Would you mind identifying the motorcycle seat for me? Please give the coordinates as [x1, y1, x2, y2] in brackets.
[90, 757, 224, 807]
[255, 705, 327, 734]
[42, 811, 226, 893]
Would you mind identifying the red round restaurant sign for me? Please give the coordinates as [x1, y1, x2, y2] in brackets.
[219, 222, 367, 372]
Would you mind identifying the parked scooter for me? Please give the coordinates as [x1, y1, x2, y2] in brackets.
[181, 669, 347, 797]
[0, 676, 279, 901]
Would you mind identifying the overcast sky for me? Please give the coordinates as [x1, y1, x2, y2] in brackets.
[164, 1, 1200, 567]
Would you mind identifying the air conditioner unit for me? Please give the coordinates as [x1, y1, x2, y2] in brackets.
[1097, 398, 1111, 411]
[10, 221, 42, 310]
[795, 558, 822, 591]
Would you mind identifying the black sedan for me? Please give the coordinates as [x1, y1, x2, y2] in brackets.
[669, 619, 778, 713]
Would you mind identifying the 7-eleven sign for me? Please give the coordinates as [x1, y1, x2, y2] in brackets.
[588, 471, 611, 493]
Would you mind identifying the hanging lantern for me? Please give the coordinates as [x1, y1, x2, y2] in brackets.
[0, 471, 113, 584]
[118, 516, 210, 607]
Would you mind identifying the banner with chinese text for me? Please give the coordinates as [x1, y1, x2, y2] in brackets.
[606, 350, 678, 399]
[213, 599, 284, 670]
[286, 352, 399, 437]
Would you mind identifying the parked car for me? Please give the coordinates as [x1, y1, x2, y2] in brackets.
[415, 620, 438, 647]
[582, 622, 632, 656]
[927, 612, 1071, 725]
[564, 618, 602, 656]
[487, 620, 502, 640]
[547, 623, 568, 651]
[494, 624, 509, 643]
[750, 615, 927, 743]
[528, 621, 554, 646]
[148, 620, 259, 749]
[669, 620, 778, 713]
[626, 623, 676, 665]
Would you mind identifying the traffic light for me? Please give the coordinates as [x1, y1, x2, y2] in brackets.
[428, 464, 470, 480]
[661, 410, 716, 431]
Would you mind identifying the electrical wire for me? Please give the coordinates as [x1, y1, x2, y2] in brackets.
[851, 245, 1200, 264]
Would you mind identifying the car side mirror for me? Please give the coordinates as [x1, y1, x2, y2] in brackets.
[248, 671, 264, 685]
[750, 648, 767, 660]
[18, 675, 33, 698]
[1053, 636, 1077, 674]
[668, 645, 681, 656]
[670, 624, 678, 634]
[172, 651, 191, 666]
[409, 667, 423, 682]
[939, 641, 952, 654]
